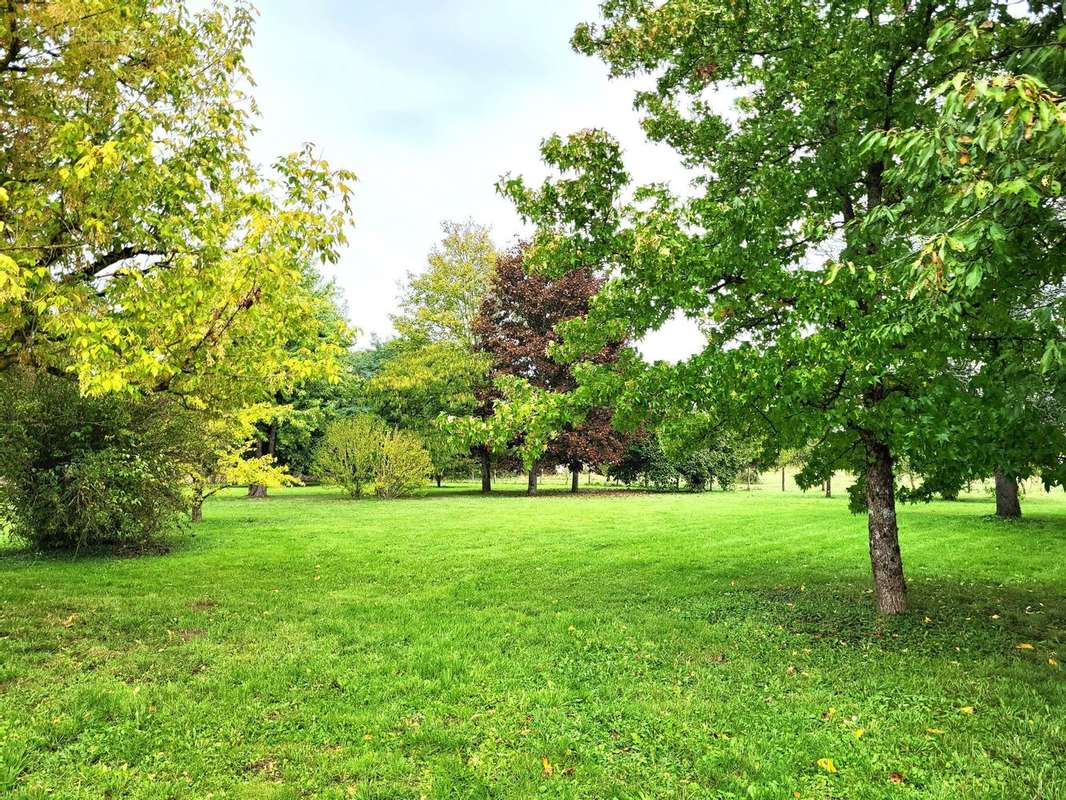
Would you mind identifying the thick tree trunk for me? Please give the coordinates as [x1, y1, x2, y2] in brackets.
[571, 463, 580, 494]
[864, 439, 907, 614]
[527, 462, 538, 496]
[435, 474, 442, 488]
[995, 472, 1022, 519]
[247, 484, 267, 499]
[824, 477, 832, 498]
[479, 449, 492, 494]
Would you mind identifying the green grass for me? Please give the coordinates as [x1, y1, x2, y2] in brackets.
[0, 482, 1063, 799]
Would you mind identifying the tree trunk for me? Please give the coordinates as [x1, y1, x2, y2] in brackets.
[191, 483, 205, 523]
[781, 467, 786, 491]
[824, 477, 832, 498]
[248, 434, 269, 499]
[571, 463, 580, 494]
[435, 474, 442, 488]
[995, 472, 1022, 519]
[527, 462, 538, 496]
[479, 448, 492, 494]
[864, 439, 907, 614]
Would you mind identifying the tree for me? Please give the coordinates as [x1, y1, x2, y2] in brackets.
[868, 17, 1066, 518]
[393, 220, 497, 348]
[501, 2, 1065, 613]
[608, 430, 746, 492]
[371, 221, 497, 487]
[245, 279, 356, 499]
[473, 247, 629, 494]
[0, 1, 354, 408]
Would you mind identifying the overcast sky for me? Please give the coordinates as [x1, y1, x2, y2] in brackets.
[244, 0, 707, 361]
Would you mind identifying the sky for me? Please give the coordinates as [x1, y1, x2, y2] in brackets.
[242, 0, 708, 362]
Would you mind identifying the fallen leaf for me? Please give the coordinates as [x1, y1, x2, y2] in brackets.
[820, 707, 836, 721]
[816, 758, 837, 774]
[541, 756, 553, 777]
[889, 771, 905, 784]
[959, 706, 975, 715]
[1016, 643, 1034, 651]
[1049, 658, 1059, 667]
[927, 727, 945, 735]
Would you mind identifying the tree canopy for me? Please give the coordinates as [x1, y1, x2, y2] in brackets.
[502, 0, 1066, 612]
[0, 0, 354, 407]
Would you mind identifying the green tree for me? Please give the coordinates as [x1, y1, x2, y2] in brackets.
[370, 221, 497, 485]
[501, 1, 1065, 613]
[0, 1, 354, 408]
[393, 220, 497, 348]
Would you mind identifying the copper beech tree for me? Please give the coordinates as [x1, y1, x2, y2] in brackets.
[472, 248, 628, 494]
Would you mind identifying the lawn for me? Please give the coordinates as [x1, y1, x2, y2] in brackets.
[0, 482, 1063, 799]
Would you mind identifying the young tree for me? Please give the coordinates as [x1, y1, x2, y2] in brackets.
[502, 2, 1065, 612]
[473, 248, 629, 494]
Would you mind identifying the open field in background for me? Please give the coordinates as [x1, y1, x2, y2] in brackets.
[0, 485, 1063, 799]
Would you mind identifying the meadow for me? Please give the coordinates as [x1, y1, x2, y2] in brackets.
[0, 479, 1063, 799]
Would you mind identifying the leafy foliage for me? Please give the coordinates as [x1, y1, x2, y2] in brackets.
[313, 416, 389, 499]
[500, 0, 1066, 612]
[370, 222, 498, 480]
[0, 369, 198, 549]
[313, 416, 432, 499]
[374, 430, 434, 499]
[472, 247, 630, 474]
[0, 0, 354, 407]
[609, 430, 747, 492]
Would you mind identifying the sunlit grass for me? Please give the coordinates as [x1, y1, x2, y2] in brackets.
[0, 483, 1063, 798]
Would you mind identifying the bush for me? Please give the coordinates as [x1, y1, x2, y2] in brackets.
[312, 416, 388, 498]
[0, 369, 199, 551]
[313, 417, 431, 499]
[375, 430, 434, 498]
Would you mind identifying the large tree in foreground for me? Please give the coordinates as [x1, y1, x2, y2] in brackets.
[503, 2, 1065, 612]
[0, 1, 354, 407]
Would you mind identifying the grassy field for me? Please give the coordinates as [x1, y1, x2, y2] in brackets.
[0, 481, 1063, 799]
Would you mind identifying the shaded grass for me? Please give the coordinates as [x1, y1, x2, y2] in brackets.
[0, 484, 1063, 799]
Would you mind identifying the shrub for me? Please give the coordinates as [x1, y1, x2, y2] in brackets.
[0, 369, 199, 551]
[375, 430, 433, 498]
[312, 416, 388, 498]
